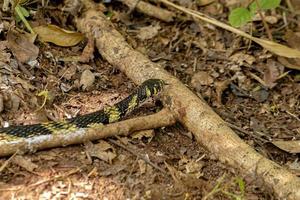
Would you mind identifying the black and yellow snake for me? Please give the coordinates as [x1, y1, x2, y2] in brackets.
[0, 79, 164, 143]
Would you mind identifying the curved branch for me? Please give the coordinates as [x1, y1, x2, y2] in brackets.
[76, 9, 300, 199]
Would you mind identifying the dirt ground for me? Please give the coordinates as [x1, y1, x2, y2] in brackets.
[0, 0, 299, 199]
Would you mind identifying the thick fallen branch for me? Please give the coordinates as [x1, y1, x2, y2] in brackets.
[76, 9, 300, 199]
[120, 0, 174, 22]
[0, 108, 175, 157]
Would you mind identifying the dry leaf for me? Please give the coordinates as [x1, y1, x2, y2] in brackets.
[278, 57, 300, 70]
[190, 71, 213, 91]
[85, 140, 117, 163]
[62, 37, 95, 62]
[12, 155, 38, 172]
[273, 140, 300, 153]
[137, 24, 161, 40]
[276, 30, 300, 70]
[131, 129, 155, 141]
[12, 76, 36, 91]
[99, 164, 127, 176]
[159, 0, 300, 68]
[263, 60, 284, 89]
[138, 159, 147, 174]
[253, 37, 300, 60]
[60, 65, 77, 80]
[185, 160, 203, 174]
[78, 37, 94, 62]
[7, 29, 39, 63]
[34, 24, 84, 47]
[229, 52, 256, 65]
[215, 80, 231, 105]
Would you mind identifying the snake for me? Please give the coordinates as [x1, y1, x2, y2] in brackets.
[0, 79, 165, 143]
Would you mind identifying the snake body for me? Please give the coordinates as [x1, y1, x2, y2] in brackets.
[0, 79, 164, 143]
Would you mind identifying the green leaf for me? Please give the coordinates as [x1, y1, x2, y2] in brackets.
[229, 7, 252, 27]
[14, 5, 34, 34]
[250, 0, 281, 13]
[19, 6, 29, 17]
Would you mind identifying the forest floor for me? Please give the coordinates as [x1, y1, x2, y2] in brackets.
[0, 0, 299, 199]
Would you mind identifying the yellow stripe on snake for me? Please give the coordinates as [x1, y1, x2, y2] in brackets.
[0, 79, 165, 143]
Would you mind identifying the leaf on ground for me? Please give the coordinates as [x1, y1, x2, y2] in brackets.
[34, 24, 84, 47]
[12, 76, 36, 91]
[229, 52, 256, 65]
[12, 155, 38, 172]
[277, 30, 300, 70]
[190, 71, 214, 91]
[131, 129, 155, 142]
[137, 24, 161, 40]
[79, 37, 95, 62]
[251, 37, 300, 62]
[62, 37, 95, 62]
[99, 164, 127, 176]
[7, 29, 39, 63]
[278, 57, 300, 70]
[162, 1, 300, 65]
[263, 60, 284, 88]
[215, 80, 231, 106]
[138, 159, 147, 174]
[273, 140, 300, 153]
[85, 140, 117, 164]
[185, 160, 204, 175]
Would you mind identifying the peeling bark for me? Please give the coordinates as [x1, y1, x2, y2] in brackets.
[76, 10, 300, 199]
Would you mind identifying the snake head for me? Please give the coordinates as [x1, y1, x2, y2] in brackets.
[143, 79, 165, 93]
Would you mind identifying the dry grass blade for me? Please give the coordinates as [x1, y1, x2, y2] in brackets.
[158, 0, 300, 63]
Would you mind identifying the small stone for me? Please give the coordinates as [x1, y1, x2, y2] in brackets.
[80, 69, 95, 90]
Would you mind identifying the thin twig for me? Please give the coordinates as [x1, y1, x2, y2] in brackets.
[226, 122, 269, 143]
[108, 137, 168, 175]
[285, 110, 300, 122]
[27, 168, 80, 188]
[0, 150, 19, 172]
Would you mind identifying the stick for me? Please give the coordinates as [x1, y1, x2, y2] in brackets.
[108, 138, 167, 174]
[0, 108, 176, 157]
[76, 8, 300, 199]
[120, 0, 174, 22]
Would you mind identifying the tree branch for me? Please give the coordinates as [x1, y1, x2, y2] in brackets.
[0, 108, 175, 157]
[75, 9, 300, 199]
